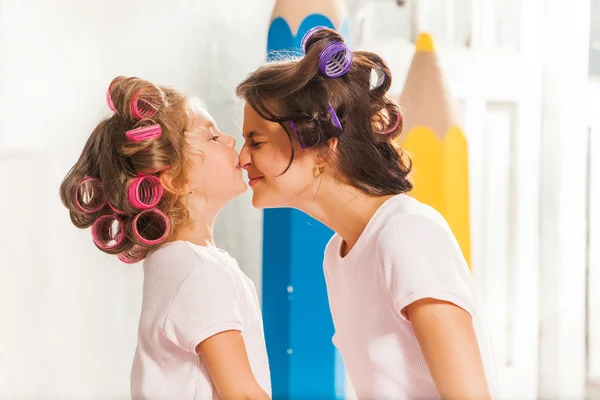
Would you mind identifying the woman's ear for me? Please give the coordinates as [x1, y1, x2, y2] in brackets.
[327, 137, 339, 153]
[314, 137, 338, 166]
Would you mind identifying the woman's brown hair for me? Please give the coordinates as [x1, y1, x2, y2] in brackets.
[236, 28, 412, 196]
[59, 76, 193, 262]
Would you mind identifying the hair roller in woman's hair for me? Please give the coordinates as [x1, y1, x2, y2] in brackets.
[319, 42, 353, 78]
[328, 104, 342, 130]
[369, 68, 386, 90]
[301, 26, 327, 53]
[375, 106, 403, 135]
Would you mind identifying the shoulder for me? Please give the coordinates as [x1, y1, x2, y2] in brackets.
[147, 241, 203, 265]
[374, 197, 460, 262]
[147, 241, 236, 284]
[324, 233, 342, 261]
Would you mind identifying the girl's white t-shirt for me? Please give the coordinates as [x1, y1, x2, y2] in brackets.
[323, 194, 498, 399]
[130, 241, 271, 400]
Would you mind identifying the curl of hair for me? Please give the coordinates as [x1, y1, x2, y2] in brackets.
[60, 76, 194, 262]
[237, 28, 412, 196]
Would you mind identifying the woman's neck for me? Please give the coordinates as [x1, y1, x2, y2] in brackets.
[300, 178, 395, 256]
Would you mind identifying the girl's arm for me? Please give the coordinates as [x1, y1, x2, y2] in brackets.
[406, 298, 491, 400]
[197, 330, 270, 400]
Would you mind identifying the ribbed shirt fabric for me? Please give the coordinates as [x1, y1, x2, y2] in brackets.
[324, 194, 498, 399]
[130, 241, 271, 399]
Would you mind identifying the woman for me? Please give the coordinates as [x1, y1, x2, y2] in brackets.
[236, 27, 497, 399]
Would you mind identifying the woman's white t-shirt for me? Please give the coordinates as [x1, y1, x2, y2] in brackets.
[323, 194, 498, 399]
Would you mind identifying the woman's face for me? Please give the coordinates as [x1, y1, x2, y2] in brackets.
[239, 104, 320, 209]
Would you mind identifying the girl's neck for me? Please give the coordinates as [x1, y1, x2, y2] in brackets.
[177, 218, 216, 248]
[176, 196, 221, 248]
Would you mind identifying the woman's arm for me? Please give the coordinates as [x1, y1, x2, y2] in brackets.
[406, 298, 491, 400]
[197, 330, 270, 400]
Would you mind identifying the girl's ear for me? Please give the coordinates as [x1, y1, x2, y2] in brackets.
[160, 171, 191, 195]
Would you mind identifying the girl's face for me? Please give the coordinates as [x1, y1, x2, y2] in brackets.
[239, 104, 320, 209]
[185, 104, 247, 204]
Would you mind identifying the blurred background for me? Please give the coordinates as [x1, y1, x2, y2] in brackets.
[0, 0, 598, 398]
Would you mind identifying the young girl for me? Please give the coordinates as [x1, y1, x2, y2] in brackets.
[237, 28, 497, 399]
[59, 76, 271, 399]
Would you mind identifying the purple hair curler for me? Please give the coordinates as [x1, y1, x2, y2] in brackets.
[128, 176, 163, 210]
[301, 26, 327, 53]
[289, 103, 342, 148]
[132, 208, 170, 245]
[74, 177, 106, 213]
[319, 41, 353, 78]
[91, 214, 125, 250]
[328, 104, 342, 130]
[288, 121, 307, 149]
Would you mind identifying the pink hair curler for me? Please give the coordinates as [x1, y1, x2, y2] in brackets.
[74, 177, 106, 213]
[132, 208, 170, 245]
[106, 76, 125, 113]
[91, 214, 125, 250]
[108, 201, 126, 215]
[136, 165, 170, 176]
[375, 107, 403, 135]
[117, 245, 146, 264]
[125, 124, 162, 142]
[128, 175, 163, 210]
[131, 90, 157, 120]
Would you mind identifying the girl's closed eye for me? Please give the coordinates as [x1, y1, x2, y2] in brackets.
[210, 127, 220, 141]
[250, 140, 263, 149]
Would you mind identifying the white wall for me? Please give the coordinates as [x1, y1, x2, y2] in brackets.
[538, 0, 591, 397]
[0, 0, 274, 397]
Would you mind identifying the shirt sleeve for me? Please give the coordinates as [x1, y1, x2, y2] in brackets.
[163, 260, 243, 353]
[377, 213, 476, 322]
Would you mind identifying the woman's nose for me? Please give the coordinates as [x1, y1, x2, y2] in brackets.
[239, 144, 252, 169]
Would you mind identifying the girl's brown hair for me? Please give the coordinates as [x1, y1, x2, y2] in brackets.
[236, 28, 412, 196]
[59, 76, 193, 262]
